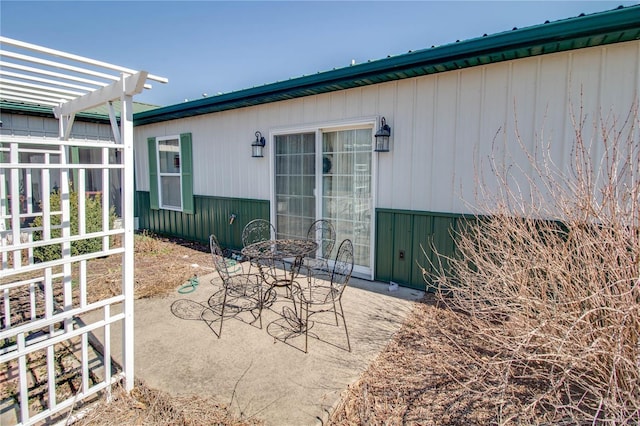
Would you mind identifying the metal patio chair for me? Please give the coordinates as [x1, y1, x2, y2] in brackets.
[242, 218, 276, 274]
[292, 238, 354, 353]
[241, 219, 294, 292]
[208, 234, 264, 338]
[301, 219, 336, 281]
[242, 219, 275, 247]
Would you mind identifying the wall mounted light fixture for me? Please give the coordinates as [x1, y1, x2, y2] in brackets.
[252, 131, 266, 157]
[374, 117, 391, 152]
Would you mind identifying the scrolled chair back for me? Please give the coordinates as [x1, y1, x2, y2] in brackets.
[242, 219, 275, 247]
[306, 219, 336, 260]
[330, 239, 354, 294]
[209, 234, 233, 281]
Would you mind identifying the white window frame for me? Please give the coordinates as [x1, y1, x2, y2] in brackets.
[156, 135, 183, 212]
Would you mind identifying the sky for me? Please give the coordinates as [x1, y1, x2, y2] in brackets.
[1, 1, 639, 107]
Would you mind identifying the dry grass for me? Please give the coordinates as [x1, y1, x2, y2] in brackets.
[85, 230, 214, 302]
[330, 294, 535, 425]
[69, 379, 262, 426]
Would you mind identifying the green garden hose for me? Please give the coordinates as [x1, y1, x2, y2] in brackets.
[178, 275, 199, 294]
[177, 258, 241, 294]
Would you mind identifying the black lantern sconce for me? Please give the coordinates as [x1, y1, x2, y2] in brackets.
[252, 131, 266, 158]
[374, 117, 391, 152]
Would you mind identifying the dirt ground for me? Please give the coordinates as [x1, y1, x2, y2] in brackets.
[85, 231, 214, 302]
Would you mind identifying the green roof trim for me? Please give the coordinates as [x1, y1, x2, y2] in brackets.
[134, 5, 640, 126]
[0, 100, 160, 123]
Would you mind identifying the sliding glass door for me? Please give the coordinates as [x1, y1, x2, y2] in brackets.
[274, 126, 373, 273]
[322, 128, 372, 269]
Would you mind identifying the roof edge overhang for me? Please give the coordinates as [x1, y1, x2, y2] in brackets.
[134, 5, 640, 126]
[0, 100, 161, 124]
[0, 100, 112, 123]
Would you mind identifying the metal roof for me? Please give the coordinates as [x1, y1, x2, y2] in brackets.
[134, 4, 640, 126]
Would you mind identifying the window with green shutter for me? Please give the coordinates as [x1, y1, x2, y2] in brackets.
[147, 133, 193, 213]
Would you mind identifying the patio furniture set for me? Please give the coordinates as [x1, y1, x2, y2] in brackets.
[208, 219, 354, 353]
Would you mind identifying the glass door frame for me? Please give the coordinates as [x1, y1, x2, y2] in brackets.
[269, 116, 380, 279]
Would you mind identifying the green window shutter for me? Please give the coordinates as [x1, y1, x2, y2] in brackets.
[147, 137, 159, 210]
[180, 132, 194, 214]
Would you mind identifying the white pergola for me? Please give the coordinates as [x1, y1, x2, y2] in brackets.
[0, 36, 167, 425]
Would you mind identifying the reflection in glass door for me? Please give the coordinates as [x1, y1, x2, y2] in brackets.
[322, 129, 372, 268]
[274, 133, 316, 239]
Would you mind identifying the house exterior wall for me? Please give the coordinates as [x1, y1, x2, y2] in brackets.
[134, 40, 640, 288]
[135, 191, 269, 251]
[384, 40, 639, 214]
[136, 40, 640, 212]
[134, 96, 379, 201]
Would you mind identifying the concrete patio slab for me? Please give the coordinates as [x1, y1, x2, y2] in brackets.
[93, 274, 423, 425]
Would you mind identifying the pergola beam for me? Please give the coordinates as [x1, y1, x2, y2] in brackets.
[0, 36, 168, 104]
[2, 70, 98, 92]
[0, 49, 123, 85]
[0, 92, 61, 106]
[53, 71, 148, 119]
[0, 60, 110, 88]
[0, 36, 168, 84]
[0, 76, 86, 97]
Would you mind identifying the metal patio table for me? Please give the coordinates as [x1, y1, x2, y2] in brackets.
[241, 238, 318, 293]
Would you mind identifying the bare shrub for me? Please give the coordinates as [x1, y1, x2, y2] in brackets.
[431, 104, 640, 424]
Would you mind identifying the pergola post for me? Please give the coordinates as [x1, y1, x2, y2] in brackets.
[0, 36, 167, 423]
[120, 83, 136, 392]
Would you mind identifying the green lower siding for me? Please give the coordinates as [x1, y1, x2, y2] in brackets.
[135, 191, 269, 250]
[135, 194, 464, 291]
[375, 209, 467, 292]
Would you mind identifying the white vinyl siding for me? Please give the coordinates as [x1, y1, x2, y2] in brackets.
[134, 40, 640, 216]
